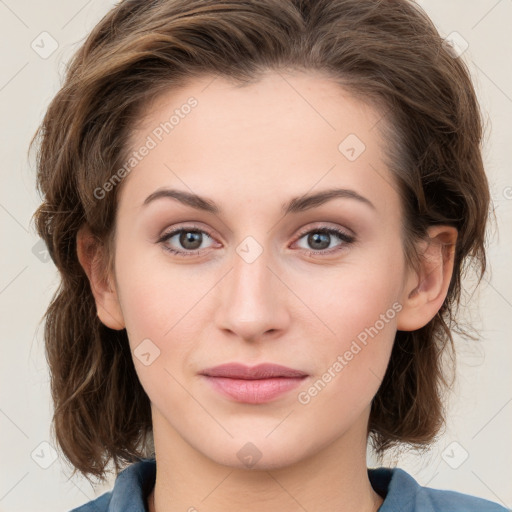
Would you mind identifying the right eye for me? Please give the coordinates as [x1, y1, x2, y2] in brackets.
[157, 225, 218, 257]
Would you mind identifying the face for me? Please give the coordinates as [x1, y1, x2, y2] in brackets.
[106, 70, 411, 469]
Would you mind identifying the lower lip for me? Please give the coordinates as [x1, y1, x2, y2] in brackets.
[202, 376, 307, 404]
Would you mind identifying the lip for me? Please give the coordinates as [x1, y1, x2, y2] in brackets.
[200, 363, 308, 379]
[200, 363, 308, 404]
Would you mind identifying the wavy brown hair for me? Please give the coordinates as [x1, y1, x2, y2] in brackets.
[31, 0, 490, 481]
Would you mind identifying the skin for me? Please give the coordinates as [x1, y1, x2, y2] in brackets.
[78, 70, 457, 512]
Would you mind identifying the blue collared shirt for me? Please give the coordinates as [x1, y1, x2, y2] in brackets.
[70, 457, 508, 512]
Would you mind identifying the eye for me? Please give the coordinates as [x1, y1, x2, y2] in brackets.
[157, 225, 217, 256]
[157, 224, 356, 258]
[293, 226, 355, 255]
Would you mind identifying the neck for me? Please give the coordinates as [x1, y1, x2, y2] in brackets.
[147, 409, 383, 512]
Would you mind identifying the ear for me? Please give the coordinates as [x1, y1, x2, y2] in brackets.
[76, 225, 125, 330]
[396, 225, 458, 331]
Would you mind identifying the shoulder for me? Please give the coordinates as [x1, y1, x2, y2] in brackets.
[370, 467, 508, 512]
[69, 491, 111, 512]
[423, 486, 508, 512]
[68, 458, 156, 512]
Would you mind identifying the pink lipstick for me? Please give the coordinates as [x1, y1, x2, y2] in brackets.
[200, 363, 308, 404]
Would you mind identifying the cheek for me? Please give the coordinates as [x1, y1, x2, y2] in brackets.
[113, 254, 199, 409]
[290, 254, 402, 398]
[290, 251, 403, 341]
[297, 302, 397, 423]
[114, 242, 205, 344]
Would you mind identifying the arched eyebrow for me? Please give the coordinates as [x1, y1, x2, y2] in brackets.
[284, 188, 376, 213]
[142, 187, 376, 214]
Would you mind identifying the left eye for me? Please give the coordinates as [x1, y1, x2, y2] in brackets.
[294, 227, 355, 254]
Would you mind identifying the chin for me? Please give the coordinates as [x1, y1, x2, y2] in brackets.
[201, 436, 316, 472]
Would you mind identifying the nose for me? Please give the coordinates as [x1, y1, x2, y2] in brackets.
[214, 244, 290, 342]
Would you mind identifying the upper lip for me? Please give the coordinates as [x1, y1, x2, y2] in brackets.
[200, 363, 308, 379]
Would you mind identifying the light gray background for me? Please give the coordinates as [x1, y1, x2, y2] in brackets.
[1, 1, 511, 511]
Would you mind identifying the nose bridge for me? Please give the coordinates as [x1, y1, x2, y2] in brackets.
[215, 238, 289, 340]
[232, 244, 272, 304]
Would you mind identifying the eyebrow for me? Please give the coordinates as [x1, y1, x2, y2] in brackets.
[142, 187, 376, 214]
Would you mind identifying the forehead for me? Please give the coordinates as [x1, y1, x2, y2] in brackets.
[120, 71, 399, 219]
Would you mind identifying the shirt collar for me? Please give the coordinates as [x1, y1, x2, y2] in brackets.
[105, 458, 426, 512]
[107, 458, 156, 512]
[368, 467, 435, 512]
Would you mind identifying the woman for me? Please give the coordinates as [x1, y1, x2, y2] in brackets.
[31, 0, 507, 510]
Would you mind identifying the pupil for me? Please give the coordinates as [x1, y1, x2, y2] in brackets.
[309, 232, 330, 250]
[180, 231, 202, 250]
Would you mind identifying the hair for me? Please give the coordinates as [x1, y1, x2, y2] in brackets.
[31, 0, 491, 481]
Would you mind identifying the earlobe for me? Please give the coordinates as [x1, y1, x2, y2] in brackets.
[396, 225, 458, 331]
[76, 225, 125, 330]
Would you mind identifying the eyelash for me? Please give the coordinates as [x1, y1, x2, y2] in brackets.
[157, 224, 356, 258]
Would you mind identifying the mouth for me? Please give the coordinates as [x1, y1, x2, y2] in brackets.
[199, 363, 308, 404]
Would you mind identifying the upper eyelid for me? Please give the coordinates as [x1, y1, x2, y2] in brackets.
[159, 223, 214, 240]
[159, 222, 351, 238]
[294, 224, 353, 238]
